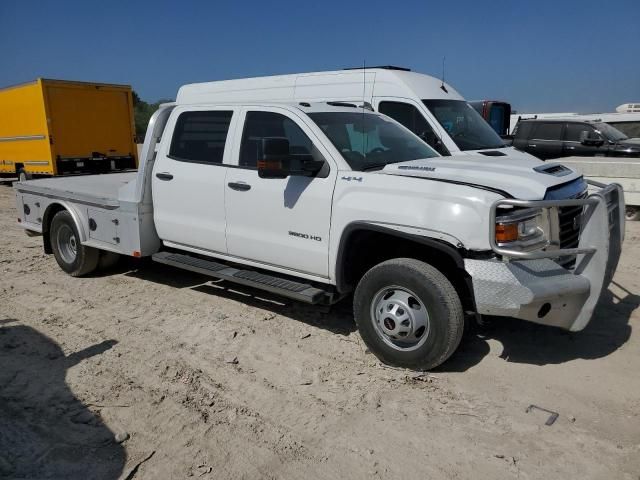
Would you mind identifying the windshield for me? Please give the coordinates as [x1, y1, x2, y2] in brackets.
[308, 112, 439, 171]
[594, 122, 628, 142]
[423, 99, 506, 151]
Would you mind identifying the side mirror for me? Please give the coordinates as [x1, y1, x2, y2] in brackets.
[257, 137, 290, 179]
[257, 137, 325, 179]
[579, 130, 604, 146]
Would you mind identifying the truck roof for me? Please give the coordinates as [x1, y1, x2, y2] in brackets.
[171, 100, 381, 115]
[176, 68, 464, 105]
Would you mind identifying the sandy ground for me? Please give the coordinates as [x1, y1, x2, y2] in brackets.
[1, 180, 639, 480]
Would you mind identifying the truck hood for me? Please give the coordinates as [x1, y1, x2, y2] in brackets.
[377, 155, 582, 200]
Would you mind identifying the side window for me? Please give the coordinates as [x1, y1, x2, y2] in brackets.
[532, 123, 563, 141]
[378, 101, 435, 138]
[239, 111, 321, 168]
[169, 111, 233, 164]
[564, 123, 593, 142]
[378, 101, 447, 154]
[513, 121, 533, 138]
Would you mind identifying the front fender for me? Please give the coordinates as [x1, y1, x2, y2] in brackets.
[334, 220, 466, 292]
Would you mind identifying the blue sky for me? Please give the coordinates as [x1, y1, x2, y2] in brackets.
[1, 0, 638, 113]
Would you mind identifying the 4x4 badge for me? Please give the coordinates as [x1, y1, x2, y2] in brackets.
[341, 176, 363, 182]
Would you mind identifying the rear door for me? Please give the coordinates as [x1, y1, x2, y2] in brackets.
[224, 107, 336, 277]
[46, 83, 135, 160]
[527, 122, 564, 159]
[152, 107, 237, 253]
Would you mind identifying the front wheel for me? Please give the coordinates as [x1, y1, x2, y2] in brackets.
[353, 258, 464, 370]
[50, 210, 99, 277]
[625, 206, 640, 221]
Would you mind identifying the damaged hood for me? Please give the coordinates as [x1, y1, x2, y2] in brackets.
[376, 155, 583, 199]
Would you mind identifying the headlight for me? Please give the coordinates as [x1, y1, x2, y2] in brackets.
[495, 208, 549, 249]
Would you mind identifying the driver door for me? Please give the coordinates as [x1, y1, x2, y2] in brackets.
[563, 123, 605, 157]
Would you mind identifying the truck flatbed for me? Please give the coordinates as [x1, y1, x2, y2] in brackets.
[15, 172, 136, 209]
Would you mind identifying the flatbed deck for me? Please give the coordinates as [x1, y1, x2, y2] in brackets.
[15, 172, 136, 209]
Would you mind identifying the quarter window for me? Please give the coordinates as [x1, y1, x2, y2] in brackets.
[532, 123, 563, 141]
[169, 111, 233, 164]
[239, 111, 321, 168]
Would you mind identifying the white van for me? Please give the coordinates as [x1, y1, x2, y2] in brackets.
[177, 66, 536, 160]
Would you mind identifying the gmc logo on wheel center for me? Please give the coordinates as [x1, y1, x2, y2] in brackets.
[289, 231, 322, 241]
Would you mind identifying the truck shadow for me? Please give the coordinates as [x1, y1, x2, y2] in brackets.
[124, 260, 356, 336]
[0, 319, 124, 479]
[123, 260, 636, 369]
[439, 282, 638, 371]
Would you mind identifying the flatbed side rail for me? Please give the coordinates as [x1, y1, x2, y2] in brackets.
[489, 181, 624, 260]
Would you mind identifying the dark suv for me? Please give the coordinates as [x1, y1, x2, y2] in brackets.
[512, 119, 640, 160]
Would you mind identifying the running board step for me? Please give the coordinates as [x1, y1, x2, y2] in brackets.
[152, 251, 329, 304]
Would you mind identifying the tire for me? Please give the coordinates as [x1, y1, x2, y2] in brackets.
[98, 251, 120, 270]
[353, 258, 464, 370]
[50, 210, 99, 277]
[18, 168, 31, 182]
[625, 206, 640, 221]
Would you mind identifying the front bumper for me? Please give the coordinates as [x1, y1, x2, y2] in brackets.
[466, 181, 624, 331]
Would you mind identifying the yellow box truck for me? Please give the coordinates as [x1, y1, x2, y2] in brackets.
[0, 78, 137, 181]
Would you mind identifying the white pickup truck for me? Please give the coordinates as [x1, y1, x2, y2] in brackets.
[14, 99, 624, 370]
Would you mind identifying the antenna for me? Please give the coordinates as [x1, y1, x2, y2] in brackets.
[362, 60, 368, 159]
[440, 56, 448, 93]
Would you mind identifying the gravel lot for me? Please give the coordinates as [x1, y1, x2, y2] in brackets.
[1, 180, 639, 479]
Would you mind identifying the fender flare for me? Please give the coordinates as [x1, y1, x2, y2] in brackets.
[334, 221, 467, 293]
[42, 201, 88, 253]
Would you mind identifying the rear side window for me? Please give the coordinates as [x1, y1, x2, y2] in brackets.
[564, 123, 593, 142]
[513, 121, 533, 138]
[239, 111, 320, 168]
[532, 123, 563, 141]
[169, 111, 233, 164]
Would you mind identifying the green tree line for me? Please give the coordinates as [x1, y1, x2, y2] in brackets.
[132, 91, 173, 141]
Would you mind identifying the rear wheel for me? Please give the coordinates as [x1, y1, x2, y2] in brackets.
[625, 206, 640, 221]
[50, 210, 99, 277]
[353, 258, 464, 370]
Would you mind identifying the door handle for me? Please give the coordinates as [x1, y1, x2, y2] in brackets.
[528, 144, 537, 148]
[566, 146, 576, 150]
[228, 182, 251, 191]
[156, 172, 174, 181]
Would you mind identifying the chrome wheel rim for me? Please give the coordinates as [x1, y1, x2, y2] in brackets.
[370, 286, 430, 351]
[56, 224, 77, 264]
